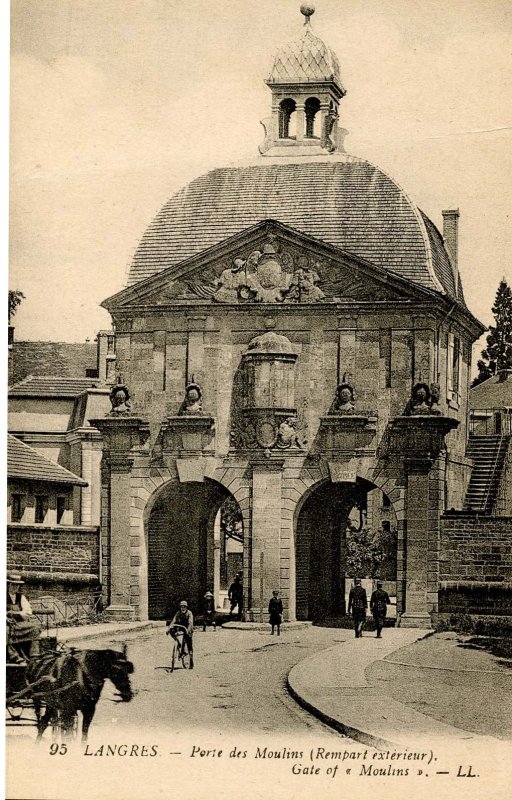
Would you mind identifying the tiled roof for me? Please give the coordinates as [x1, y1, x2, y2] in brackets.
[421, 212, 465, 304]
[9, 376, 100, 397]
[10, 341, 97, 386]
[268, 27, 342, 85]
[127, 156, 462, 304]
[7, 435, 87, 486]
[470, 372, 512, 409]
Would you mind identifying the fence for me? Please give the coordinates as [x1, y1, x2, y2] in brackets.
[469, 408, 512, 436]
[32, 595, 103, 628]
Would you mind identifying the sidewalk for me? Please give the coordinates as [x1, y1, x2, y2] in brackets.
[54, 619, 163, 644]
[287, 627, 502, 749]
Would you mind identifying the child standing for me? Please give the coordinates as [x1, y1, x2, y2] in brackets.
[268, 590, 283, 636]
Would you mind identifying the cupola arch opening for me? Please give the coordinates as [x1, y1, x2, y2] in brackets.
[279, 98, 297, 139]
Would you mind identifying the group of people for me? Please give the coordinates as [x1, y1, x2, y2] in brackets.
[166, 576, 390, 645]
[348, 578, 390, 638]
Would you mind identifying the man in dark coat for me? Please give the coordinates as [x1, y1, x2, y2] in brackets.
[370, 580, 391, 638]
[228, 573, 243, 621]
[268, 590, 283, 636]
[347, 578, 367, 638]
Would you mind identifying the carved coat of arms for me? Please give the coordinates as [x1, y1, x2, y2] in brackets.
[189, 237, 326, 304]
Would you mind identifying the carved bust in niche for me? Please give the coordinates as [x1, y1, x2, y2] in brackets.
[404, 382, 432, 416]
[109, 382, 131, 415]
[178, 382, 203, 416]
[333, 382, 355, 414]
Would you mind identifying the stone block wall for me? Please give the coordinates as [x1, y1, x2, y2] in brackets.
[439, 514, 512, 615]
[7, 524, 100, 581]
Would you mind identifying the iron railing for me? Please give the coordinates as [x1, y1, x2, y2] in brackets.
[32, 595, 103, 628]
[469, 408, 512, 436]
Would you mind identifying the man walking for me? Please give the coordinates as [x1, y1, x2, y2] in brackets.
[348, 578, 367, 638]
[228, 572, 243, 621]
[370, 580, 390, 638]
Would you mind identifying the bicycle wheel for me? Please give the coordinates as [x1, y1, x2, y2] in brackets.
[170, 642, 178, 673]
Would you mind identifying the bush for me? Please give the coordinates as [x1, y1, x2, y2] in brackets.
[435, 614, 512, 638]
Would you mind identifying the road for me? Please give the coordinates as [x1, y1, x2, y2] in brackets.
[85, 623, 351, 738]
[8, 624, 366, 800]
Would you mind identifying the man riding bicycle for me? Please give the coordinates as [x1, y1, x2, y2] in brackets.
[166, 601, 194, 669]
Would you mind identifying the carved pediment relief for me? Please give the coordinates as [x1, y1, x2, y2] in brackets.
[106, 221, 421, 310]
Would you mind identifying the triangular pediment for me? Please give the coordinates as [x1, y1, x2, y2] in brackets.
[103, 220, 441, 311]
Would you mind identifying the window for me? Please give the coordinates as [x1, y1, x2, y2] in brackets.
[447, 332, 461, 404]
[11, 493, 23, 523]
[304, 97, 321, 137]
[35, 495, 49, 524]
[279, 98, 296, 139]
[56, 496, 67, 524]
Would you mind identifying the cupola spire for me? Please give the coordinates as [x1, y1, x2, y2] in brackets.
[260, 6, 346, 157]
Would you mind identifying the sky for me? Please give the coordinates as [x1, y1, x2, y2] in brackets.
[9, 0, 512, 365]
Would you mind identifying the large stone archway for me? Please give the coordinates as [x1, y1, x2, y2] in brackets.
[146, 479, 237, 619]
[295, 477, 401, 621]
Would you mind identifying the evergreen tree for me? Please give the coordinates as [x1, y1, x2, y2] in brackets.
[473, 278, 512, 386]
[8, 289, 25, 323]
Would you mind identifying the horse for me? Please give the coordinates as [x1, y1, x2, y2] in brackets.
[26, 646, 134, 743]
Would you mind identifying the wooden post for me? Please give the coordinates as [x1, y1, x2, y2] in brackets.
[259, 552, 264, 623]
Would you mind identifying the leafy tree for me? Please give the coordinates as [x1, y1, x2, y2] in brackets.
[473, 278, 512, 386]
[8, 290, 25, 323]
[220, 496, 243, 543]
[346, 525, 397, 580]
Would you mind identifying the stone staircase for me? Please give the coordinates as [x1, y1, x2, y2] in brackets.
[464, 435, 510, 513]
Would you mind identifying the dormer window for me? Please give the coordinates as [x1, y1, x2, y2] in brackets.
[305, 97, 321, 138]
[279, 99, 296, 139]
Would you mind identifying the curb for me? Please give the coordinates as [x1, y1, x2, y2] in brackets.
[59, 621, 163, 644]
[286, 630, 430, 750]
[222, 621, 312, 631]
[286, 676, 394, 750]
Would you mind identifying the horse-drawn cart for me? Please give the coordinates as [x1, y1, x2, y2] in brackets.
[6, 627, 134, 742]
[6, 609, 63, 730]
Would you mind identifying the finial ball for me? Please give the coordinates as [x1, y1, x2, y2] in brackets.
[300, 5, 315, 20]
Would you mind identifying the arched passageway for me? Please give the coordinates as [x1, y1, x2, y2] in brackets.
[295, 479, 398, 621]
[147, 480, 243, 619]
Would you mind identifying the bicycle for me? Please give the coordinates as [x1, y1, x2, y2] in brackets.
[167, 624, 194, 671]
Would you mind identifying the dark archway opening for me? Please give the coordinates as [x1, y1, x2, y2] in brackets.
[147, 480, 243, 620]
[295, 479, 398, 622]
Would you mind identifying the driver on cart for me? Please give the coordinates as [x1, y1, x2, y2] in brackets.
[6, 572, 42, 665]
[166, 601, 194, 669]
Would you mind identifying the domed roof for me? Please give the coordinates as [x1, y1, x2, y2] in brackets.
[127, 152, 464, 304]
[267, 23, 342, 87]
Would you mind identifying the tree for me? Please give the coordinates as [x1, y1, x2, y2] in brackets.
[345, 525, 397, 580]
[473, 278, 512, 386]
[8, 290, 25, 323]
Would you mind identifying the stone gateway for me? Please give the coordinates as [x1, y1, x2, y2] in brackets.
[93, 8, 484, 626]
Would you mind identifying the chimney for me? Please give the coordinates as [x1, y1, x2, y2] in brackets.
[442, 209, 459, 297]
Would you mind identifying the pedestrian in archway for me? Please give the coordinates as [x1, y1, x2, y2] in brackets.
[228, 573, 243, 621]
[348, 578, 367, 638]
[370, 580, 390, 638]
[268, 590, 283, 636]
[202, 590, 216, 631]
